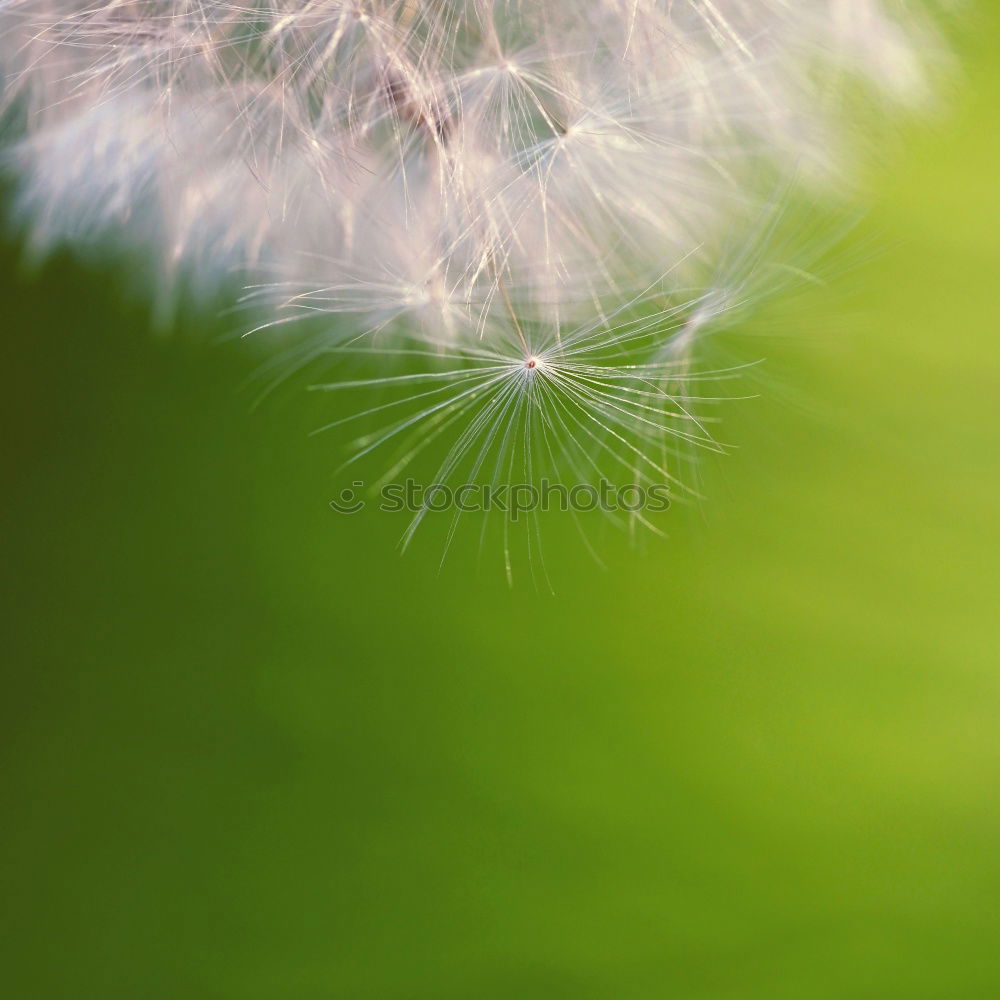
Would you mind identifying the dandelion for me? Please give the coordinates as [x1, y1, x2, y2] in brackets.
[0, 1, 945, 570]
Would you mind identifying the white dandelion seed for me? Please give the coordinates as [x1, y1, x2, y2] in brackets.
[0, 0, 947, 570]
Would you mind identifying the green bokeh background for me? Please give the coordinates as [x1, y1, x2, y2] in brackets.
[3, 11, 999, 998]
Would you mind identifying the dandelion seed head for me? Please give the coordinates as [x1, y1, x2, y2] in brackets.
[0, 0, 949, 564]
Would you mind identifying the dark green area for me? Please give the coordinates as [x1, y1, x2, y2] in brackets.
[2, 10, 999, 998]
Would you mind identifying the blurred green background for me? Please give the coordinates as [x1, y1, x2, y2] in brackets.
[3, 10, 999, 999]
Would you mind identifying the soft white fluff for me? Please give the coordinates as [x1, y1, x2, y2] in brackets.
[0, 2, 943, 560]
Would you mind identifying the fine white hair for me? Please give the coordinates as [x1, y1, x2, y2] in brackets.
[0, 1, 946, 565]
